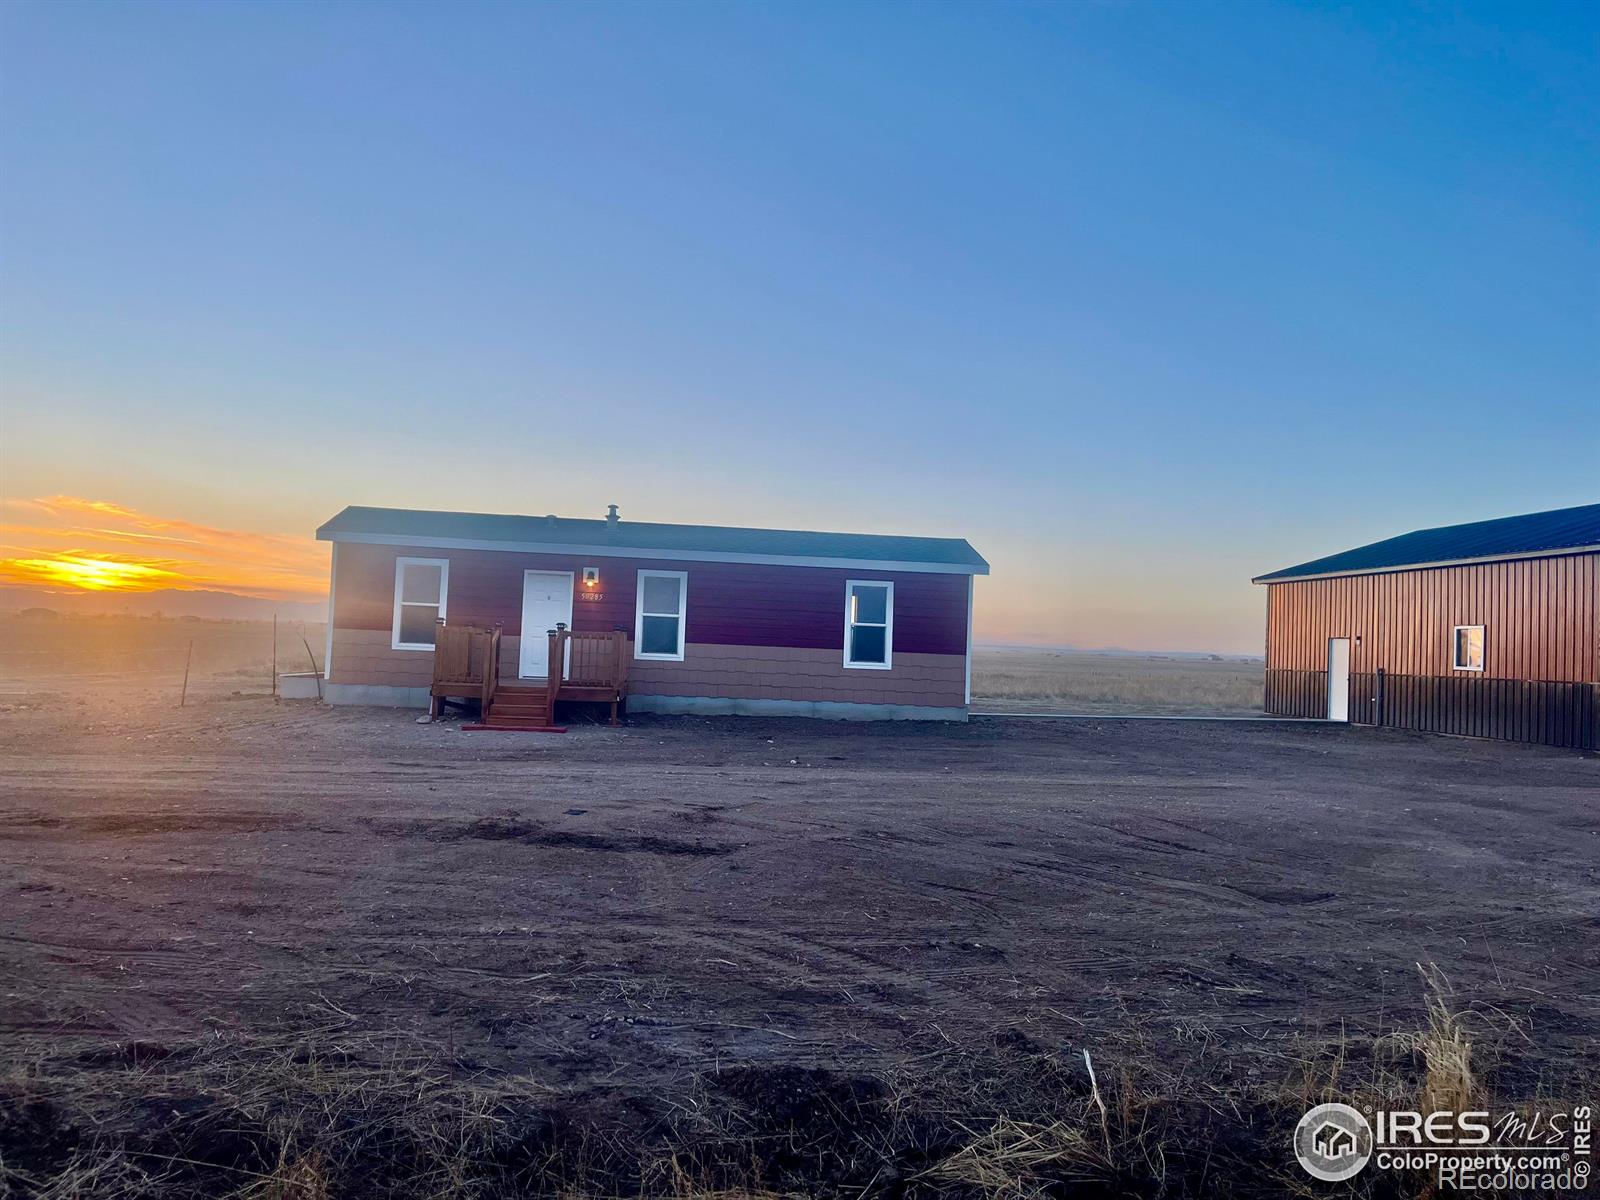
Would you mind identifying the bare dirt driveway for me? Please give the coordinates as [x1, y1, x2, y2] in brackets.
[1, 689, 1596, 1197]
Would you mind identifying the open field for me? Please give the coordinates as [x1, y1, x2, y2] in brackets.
[971, 646, 1263, 715]
[0, 614, 326, 701]
[0, 616, 1266, 715]
[1, 677, 1595, 1197]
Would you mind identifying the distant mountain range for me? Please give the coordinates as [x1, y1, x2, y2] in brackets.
[975, 641, 1263, 661]
[0, 587, 327, 622]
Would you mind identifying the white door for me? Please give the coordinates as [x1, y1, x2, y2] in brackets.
[519, 571, 574, 678]
[1326, 637, 1350, 722]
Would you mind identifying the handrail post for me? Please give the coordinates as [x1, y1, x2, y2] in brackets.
[547, 623, 567, 713]
[428, 616, 446, 720]
[609, 629, 625, 725]
[484, 624, 501, 716]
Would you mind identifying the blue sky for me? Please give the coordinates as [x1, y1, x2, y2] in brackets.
[2, 1, 1595, 650]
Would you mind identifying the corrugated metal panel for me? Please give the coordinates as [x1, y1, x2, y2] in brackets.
[1262, 552, 1599, 749]
[1263, 553, 1597, 681]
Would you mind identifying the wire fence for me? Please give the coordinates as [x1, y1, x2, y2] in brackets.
[0, 616, 327, 688]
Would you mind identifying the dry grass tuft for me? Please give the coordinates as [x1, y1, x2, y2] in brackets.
[647, 1152, 796, 1199]
[1292, 964, 1486, 1125]
[1413, 963, 1478, 1116]
[243, 1148, 332, 1200]
[924, 1117, 1106, 1196]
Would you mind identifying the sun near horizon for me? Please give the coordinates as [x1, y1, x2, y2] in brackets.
[0, 495, 328, 606]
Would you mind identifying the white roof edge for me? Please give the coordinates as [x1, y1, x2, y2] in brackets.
[1252, 542, 1600, 585]
[318, 530, 991, 575]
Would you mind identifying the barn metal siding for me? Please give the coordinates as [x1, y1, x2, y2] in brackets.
[1263, 552, 1599, 749]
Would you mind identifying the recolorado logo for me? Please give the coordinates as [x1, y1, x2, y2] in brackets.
[1294, 1104, 1592, 1192]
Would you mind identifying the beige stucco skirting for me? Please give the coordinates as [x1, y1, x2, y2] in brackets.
[628, 643, 965, 709]
[327, 629, 966, 712]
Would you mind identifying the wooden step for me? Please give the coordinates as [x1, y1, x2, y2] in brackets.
[463, 726, 567, 733]
[463, 718, 566, 733]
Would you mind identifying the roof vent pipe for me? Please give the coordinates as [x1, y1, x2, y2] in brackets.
[606, 504, 619, 528]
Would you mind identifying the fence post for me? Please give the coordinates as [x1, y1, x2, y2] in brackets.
[1375, 667, 1386, 729]
[179, 639, 194, 708]
[301, 636, 323, 700]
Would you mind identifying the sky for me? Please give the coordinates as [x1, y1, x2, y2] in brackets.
[1, 1, 1595, 652]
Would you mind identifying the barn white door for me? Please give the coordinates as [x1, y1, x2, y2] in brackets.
[1326, 638, 1350, 722]
[519, 571, 574, 678]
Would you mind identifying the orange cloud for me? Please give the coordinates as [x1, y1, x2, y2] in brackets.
[0, 496, 327, 600]
[0, 555, 187, 591]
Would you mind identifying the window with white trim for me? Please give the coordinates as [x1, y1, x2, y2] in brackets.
[1452, 624, 1484, 672]
[392, 557, 448, 650]
[635, 569, 687, 660]
[843, 580, 893, 669]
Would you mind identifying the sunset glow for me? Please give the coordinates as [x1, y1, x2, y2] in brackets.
[0, 554, 184, 591]
[0, 496, 327, 601]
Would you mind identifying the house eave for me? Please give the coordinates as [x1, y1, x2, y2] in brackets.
[317, 530, 991, 576]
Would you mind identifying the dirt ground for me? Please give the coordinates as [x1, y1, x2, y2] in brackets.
[1, 685, 1596, 1197]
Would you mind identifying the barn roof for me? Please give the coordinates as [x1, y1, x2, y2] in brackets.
[317, 505, 990, 575]
[1254, 502, 1600, 583]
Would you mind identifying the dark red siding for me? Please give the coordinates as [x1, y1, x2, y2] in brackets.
[334, 543, 970, 656]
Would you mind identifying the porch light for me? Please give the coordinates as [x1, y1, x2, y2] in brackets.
[582, 567, 600, 588]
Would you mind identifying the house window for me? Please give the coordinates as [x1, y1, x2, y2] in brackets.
[392, 557, 448, 650]
[1452, 625, 1485, 672]
[844, 580, 893, 669]
[635, 569, 687, 660]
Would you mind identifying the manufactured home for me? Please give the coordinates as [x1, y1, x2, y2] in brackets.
[1254, 503, 1599, 750]
[316, 505, 988, 724]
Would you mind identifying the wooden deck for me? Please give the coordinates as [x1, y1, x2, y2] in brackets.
[430, 621, 629, 731]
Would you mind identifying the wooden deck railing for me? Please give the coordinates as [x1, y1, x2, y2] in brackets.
[429, 620, 502, 718]
[429, 620, 628, 724]
[545, 626, 631, 724]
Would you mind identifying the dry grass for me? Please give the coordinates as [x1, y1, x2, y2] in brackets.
[1276, 964, 1565, 1198]
[0, 1026, 1183, 1199]
[924, 1118, 1104, 1195]
[971, 648, 1263, 715]
[1293, 966, 1489, 1111]
[1413, 964, 1478, 1116]
[0, 967, 1569, 1200]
